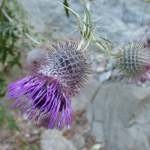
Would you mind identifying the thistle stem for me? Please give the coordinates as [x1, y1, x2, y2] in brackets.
[1, 8, 13, 22]
[25, 33, 40, 44]
[77, 0, 118, 57]
[92, 37, 118, 56]
[77, 0, 91, 50]
[92, 37, 106, 53]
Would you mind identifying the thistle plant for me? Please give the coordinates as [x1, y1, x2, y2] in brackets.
[8, 40, 91, 129]
[115, 39, 150, 83]
[6, 0, 150, 130]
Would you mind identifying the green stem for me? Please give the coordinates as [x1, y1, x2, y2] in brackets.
[92, 37, 118, 56]
[1, 0, 5, 9]
[92, 37, 106, 53]
[77, 0, 91, 50]
[0, 0, 6, 23]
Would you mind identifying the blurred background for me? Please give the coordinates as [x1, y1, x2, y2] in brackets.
[0, 0, 150, 150]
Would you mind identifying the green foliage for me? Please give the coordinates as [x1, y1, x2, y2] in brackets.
[0, 0, 32, 70]
[63, 0, 69, 18]
[5, 116, 20, 134]
[0, 103, 6, 128]
[60, 1, 96, 40]
[0, 0, 29, 137]
[0, 0, 33, 99]
[0, 103, 20, 134]
[0, 71, 7, 97]
[7, 51, 22, 68]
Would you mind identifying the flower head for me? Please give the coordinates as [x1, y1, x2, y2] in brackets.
[8, 39, 91, 130]
[115, 38, 150, 83]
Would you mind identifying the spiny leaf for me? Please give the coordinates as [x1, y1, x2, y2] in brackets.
[63, 0, 69, 18]
[80, 0, 94, 38]
[95, 36, 120, 49]
[0, 25, 14, 37]
[0, 89, 7, 98]
[0, 71, 7, 98]
[8, 51, 22, 68]
[59, 2, 85, 25]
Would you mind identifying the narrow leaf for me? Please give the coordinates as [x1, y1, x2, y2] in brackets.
[59, 2, 85, 25]
[63, 0, 69, 18]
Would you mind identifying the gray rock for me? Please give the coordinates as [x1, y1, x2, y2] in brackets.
[86, 102, 93, 124]
[125, 124, 150, 150]
[85, 79, 100, 124]
[96, 66, 105, 74]
[111, 68, 121, 78]
[40, 130, 77, 150]
[83, 78, 100, 102]
[106, 60, 113, 71]
[86, 83, 150, 150]
[92, 121, 105, 143]
[132, 86, 150, 100]
[132, 95, 150, 124]
[99, 71, 111, 84]
[71, 94, 88, 112]
[91, 144, 102, 150]
[20, 0, 149, 45]
[73, 133, 85, 149]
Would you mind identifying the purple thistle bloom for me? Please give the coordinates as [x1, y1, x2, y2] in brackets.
[115, 38, 150, 83]
[7, 40, 91, 130]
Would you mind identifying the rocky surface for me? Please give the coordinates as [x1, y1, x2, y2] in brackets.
[85, 83, 150, 150]
[73, 133, 85, 149]
[40, 130, 77, 150]
[71, 94, 88, 112]
[20, 0, 150, 45]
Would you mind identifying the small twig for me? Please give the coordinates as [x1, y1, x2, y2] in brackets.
[0, 0, 6, 9]
[92, 36, 117, 56]
[1, 8, 13, 22]
[0, 0, 6, 23]
[25, 33, 41, 44]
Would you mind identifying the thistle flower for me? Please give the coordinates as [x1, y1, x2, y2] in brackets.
[115, 39, 150, 83]
[7, 40, 91, 130]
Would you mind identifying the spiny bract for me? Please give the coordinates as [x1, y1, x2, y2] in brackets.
[115, 39, 150, 83]
[7, 39, 91, 130]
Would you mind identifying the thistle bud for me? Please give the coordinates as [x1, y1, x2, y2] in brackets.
[115, 39, 150, 83]
[7, 39, 91, 130]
